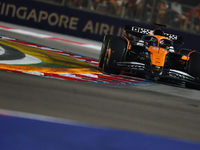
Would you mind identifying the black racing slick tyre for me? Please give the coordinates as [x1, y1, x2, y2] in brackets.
[98, 34, 113, 69]
[102, 36, 127, 74]
[185, 52, 200, 89]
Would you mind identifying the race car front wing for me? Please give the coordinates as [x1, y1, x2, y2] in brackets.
[115, 61, 196, 82]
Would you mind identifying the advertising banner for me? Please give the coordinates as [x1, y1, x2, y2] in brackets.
[0, 0, 200, 50]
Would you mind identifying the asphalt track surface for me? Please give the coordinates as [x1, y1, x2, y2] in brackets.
[0, 43, 25, 60]
[0, 22, 200, 143]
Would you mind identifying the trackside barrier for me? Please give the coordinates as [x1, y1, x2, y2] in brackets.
[0, 0, 200, 51]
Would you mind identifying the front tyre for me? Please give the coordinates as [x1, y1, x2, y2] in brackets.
[102, 36, 127, 74]
[98, 34, 113, 69]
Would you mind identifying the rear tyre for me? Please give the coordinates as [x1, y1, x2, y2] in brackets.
[102, 36, 127, 74]
[185, 52, 200, 89]
[98, 35, 113, 69]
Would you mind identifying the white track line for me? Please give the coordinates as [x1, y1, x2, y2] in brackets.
[0, 26, 101, 51]
[0, 108, 102, 129]
[0, 54, 42, 64]
[0, 46, 5, 55]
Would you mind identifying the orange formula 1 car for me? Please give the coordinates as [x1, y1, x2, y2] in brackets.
[98, 23, 200, 88]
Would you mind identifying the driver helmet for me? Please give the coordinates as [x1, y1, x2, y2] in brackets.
[159, 39, 167, 49]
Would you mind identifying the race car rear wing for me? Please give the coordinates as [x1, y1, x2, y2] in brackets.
[124, 25, 184, 44]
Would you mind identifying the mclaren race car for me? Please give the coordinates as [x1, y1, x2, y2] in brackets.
[98, 23, 200, 88]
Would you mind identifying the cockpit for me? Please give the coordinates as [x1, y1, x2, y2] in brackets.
[143, 36, 158, 47]
[141, 35, 173, 51]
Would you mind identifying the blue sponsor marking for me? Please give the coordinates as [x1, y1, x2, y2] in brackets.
[0, 111, 200, 150]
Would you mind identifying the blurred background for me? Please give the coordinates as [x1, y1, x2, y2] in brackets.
[34, 0, 200, 35]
